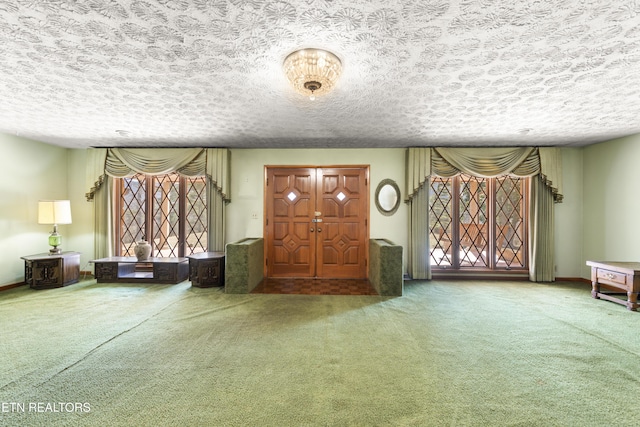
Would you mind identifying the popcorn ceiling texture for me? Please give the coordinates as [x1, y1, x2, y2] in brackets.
[0, 0, 639, 148]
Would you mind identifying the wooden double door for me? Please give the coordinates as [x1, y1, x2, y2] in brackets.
[265, 166, 369, 279]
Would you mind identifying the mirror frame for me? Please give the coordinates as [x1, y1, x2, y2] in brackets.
[375, 179, 401, 216]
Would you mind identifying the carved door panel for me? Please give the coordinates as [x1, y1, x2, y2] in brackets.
[266, 167, 368, 278]
[316, 168, 368, 278]
[266, 168, 316, 277]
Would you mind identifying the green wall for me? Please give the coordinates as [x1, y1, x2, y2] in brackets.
[0, 135, 71, 285]
[582, 134, 640, 277]
[67, 148, 94, 273]
[554, 147, 584, 278]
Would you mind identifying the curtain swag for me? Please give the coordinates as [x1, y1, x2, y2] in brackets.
[85, 147, 231, 202]
[405, 147, 563, 203]
[85, 147, 107, 202]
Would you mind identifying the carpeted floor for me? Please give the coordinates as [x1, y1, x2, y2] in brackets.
[1, 279, 640, 426]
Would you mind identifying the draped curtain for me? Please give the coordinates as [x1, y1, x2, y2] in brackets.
[405, 147, 562, 282]
[529, 175, 556, 281]
[405, 148, 432, 279]
[86, 148, 231, 257]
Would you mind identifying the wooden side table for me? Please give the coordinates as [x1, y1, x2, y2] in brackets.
[188, 252, 225, 288]
[21, 252, 81, 289]
[586, 261, 640, 311]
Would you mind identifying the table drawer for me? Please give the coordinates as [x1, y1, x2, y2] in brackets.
[597, 268, 627, 286]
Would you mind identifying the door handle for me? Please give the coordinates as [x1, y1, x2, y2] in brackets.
[317, 227, 322, 232]
[310, 228, 314, 232]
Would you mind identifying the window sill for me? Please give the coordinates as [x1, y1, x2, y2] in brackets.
[430, 269, 529, 281]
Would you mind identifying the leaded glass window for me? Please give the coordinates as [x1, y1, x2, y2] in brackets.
[116, 173, 207, 257]
[429, 174, 527, 271]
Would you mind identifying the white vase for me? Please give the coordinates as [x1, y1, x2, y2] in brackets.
[134, 240, 152, 261]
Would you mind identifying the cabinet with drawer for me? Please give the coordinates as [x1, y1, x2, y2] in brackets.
[586, 261, 640, 311]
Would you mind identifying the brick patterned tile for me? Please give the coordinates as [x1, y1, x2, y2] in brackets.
[252, 278, 378, 295]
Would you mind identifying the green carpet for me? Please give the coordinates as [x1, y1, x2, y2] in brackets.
[1, 279, 640, 426]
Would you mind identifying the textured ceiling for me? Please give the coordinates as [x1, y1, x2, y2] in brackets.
[1, 0, 639, 149]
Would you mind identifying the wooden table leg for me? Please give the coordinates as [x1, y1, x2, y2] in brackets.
[625, 291, 638, 311]
[590, 268, 600, 299]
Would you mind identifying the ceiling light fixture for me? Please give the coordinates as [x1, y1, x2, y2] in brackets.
[283, 49, 342, 101]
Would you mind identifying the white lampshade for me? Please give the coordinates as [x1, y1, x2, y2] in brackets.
[38, 200, 72, 225]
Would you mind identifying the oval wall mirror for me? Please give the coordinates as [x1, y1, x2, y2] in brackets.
[375, 179, 401, 216]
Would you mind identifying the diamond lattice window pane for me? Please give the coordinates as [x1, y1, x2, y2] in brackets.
[429, 178, 453, 266]
[152, 174, 180, 257]
[185, 177, 208, 255]
[337, 192, 346, 201]
[458, 175, 488, 267]
[287, 192, 297, 201]
[495, 177, 524, 268]
[120, 174, 146, 256]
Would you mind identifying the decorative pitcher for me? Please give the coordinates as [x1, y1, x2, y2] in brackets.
[134, 240, 152, 261]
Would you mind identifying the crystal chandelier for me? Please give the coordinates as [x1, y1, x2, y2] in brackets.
[283, 49, 342, 101]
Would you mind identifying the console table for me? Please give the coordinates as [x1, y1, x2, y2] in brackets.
[91, 257, 189, 284]
[188, 252, 225, 288]
[586, 261, 640, 311]
[21, 252, 81, 289]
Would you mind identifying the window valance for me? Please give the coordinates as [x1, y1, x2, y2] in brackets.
[105, 148, 206, 177]
[406, 147, 563, 203]
[85, 147, 231, 202]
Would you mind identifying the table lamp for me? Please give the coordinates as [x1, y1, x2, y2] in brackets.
[38, 200, 72, 254]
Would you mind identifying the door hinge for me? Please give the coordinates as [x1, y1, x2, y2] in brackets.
[266, 218, 269, 226]
[266, 258, 268, 265]
[365, 219, 368, 226]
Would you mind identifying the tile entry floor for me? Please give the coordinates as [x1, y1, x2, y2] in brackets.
[251, 278, 378, 296]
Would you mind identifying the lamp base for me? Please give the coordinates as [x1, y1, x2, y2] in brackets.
[48, 229, 62, 255]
